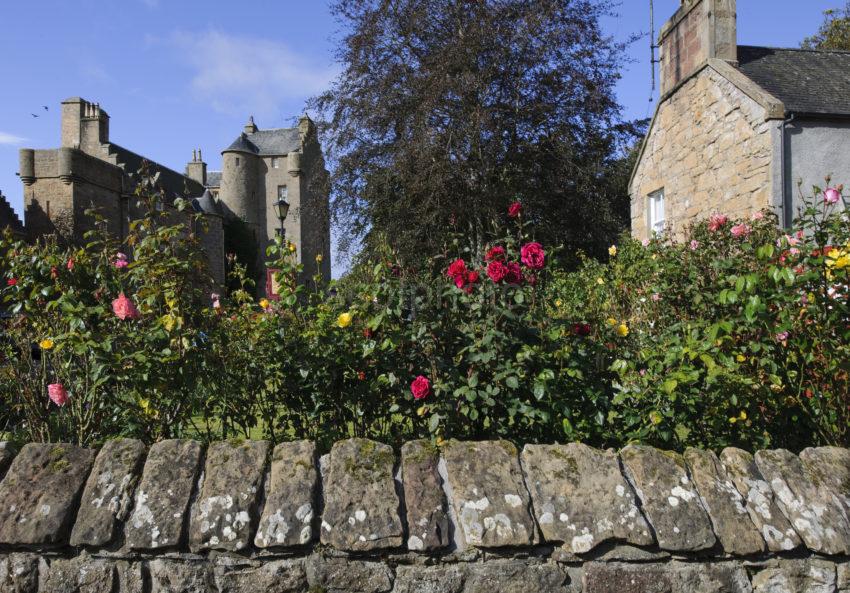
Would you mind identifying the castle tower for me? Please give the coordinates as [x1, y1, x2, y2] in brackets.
[185, 149, 207, 186]
[219, 132, 260, 229]
[61, 97, 110, 154]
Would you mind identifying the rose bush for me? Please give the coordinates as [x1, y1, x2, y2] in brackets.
[1, 178, 848, 451]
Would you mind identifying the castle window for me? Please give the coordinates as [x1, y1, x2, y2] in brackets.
[278, 185, 288, 200]
[272, 157, 280, 169]
[647, 189, 665, 235]
[235, 157, 240, 167]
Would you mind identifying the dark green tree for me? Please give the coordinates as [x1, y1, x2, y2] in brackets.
[802, 3, 850, 50]
[312, 0, 644, 266]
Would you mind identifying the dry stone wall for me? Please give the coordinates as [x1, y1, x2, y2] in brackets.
[0, 438, 847, 593]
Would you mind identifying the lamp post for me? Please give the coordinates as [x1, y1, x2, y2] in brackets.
[273, 197, 290, 238]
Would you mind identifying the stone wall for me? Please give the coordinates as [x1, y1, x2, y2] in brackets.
[630, 65, 775, 241]
[0, 438, 847, 592]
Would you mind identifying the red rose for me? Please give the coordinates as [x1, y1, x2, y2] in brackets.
[506, 261, 522, 284]
[520, 242, 545, 270]
[485, 246, 505, 261]
[487, 260, 508, 283]
[6, 278, 17, 286]
[358, 371, 366, 381]
[573, 323, 591, 337]
[467, 270, 480, 284]
[66, 258, 74, 271]
[411, 375, 431, 400]
[508, 201, 522, 218]
[447, 258, 467, 278]
[454, 274, 466, 289]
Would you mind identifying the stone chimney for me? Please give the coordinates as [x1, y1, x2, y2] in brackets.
[185, 148, 207, 186]
[244, 115, 258, 135]
[659, 0, 737, 95]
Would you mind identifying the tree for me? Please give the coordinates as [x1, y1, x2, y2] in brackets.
[312, 0, 643, 267]
[802, 3, 850, 50]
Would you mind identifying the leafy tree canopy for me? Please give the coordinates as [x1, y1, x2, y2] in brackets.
[802, 2, 850, 50]
[312, 0, 645, 267]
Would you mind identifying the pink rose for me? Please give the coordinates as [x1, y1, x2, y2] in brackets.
[730, 223, 751, 238]
[651, 293, 661, 302]
[410, 375, 431, 400]
[708, 214, 728, 232]
[66, 258, 74, 271]
[507, 202, 522, 218]
[825, 187, 842, 205]
[775, 331, 789, 343]
[641, 238, 651, 247]
[505, 261, 523, 285]
[487, 260, 508, 283]
[520, 242, 545, 270]
[48, 383, 69, 406]
[751, 211, 764, 221]
[689, 240, 700, 251]
[112, 292, 141, 320]
[113, 253, 129, 269]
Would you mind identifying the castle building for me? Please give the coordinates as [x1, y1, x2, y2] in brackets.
[17, 97, 330, 290]
[630, 0, 850, 240]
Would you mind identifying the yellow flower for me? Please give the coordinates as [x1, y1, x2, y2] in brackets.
[608, 245, 617, 257]
[596, 277, 604, 285]
[736, 354, 746, 363]
[555, 299, 563, 308]
[337, 312, 353, 328]
[616, 323, 629, 337]
[826, 247, 849, 270]
[259, 298, 270, 309]
[729, 417, 737, 424]
[316, 254, 323, 263]
[649, 411, 662, 425]
[739, 410, 747, 420]
[139, 399, 158, 419]
[606, 317, 618, 326]
[288, 242, 297, 253]
[435, 436, 446, 447]
[416, 405, 427, 417]
[161, 315, 177, 332]
[39, 338, 54, 350]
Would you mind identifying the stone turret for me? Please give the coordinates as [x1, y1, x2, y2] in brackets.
[219, 133, 259, 228]
[61, 97, 110, 154]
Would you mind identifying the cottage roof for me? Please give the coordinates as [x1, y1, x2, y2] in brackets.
[737, 45, 850, 118]
[223, 127, 301, 156]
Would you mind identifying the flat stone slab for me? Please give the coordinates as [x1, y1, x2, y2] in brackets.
[755, 448, 850, 555]
[584, 561, 752, 593]
[522, 443, 653, 553]
[393, 565, 465, 593]
[719, 447, 800, 552]
[305, 556, 394, 593]
[0, 443, 96, 545]
[149, 559, 213, 593]
[125, 439, 202, 550]
[751, 559, 837, 593]
[254, 440, 317, 548]
[401, 439, 450, 551]
[215, 558, 307, 593]
[189, 439, 269, 552]
[619, 445, 716, 552]
[442, 440, 537, 548]
[320, 438, 403, 551]
[684, 448, 764, 556]
[0, 553, 40, 593]
[70, 438, 146, 547]
[41, 553, 115, 593]
[463, 560, 571, 593]
[0, 442, 15, 481]
[800, 447, 850, 516]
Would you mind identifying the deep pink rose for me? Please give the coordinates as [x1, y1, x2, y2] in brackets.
[467, 270, 480, 284]
[66, 258, 74, 271]
[487, 260, 508, 283]
[520, 242, 545, 270]
[508, 202, 522, 218]
[485, 246, 505, 261]
[506, 261, 522, 284]
[447, 258, 467, 278]
[411, 375, 431, 400]
[825, 187, 842, 205]
[113, 253, 129, 269]
[48, 383, 69, 406]
[112, 292, 141, 320]
[573, 323, 591, 337]
[730, 223, 752, 238]
[708, 214, 728, 232]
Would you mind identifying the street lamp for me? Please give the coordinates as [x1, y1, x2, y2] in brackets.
[273, 197, 290, 237]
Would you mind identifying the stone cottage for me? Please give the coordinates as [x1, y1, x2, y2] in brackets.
[18, 97, 330, 290]
[630, 0, 850, 241]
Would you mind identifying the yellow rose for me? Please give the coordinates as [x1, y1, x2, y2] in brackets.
[259, 298, 270, 309]
[729, 417, 737, 424]
[596, 277, 604, 285]
[606, 317, 618, 326]
[39, 338, 54, 350]
[616, 323, 629, 337]
[337, 312, 353, 328]
[608, 245, 617, 257]
[736, 354, 746, 362]
[739, 410, 747, 420]
[826, 247, 849, 269]
[288, 243, 297, 253]
[316, 254, 323, 263]
[161, 315, 176, 332]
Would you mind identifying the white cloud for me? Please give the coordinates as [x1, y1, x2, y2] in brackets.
[141, 0, 159, 8]
[0, 132, 26, 145]
[167, 30, 338, 117]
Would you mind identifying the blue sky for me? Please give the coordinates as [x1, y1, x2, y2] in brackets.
[0, 0, 838, 238]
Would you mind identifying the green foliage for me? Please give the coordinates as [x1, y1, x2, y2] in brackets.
[802, 2, 850, 50]
[1, 178, 848, 452]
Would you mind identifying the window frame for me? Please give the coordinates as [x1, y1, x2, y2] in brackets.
[647, 189, 665, 236]
[278, 185, 288, 200]
[271, 157, 280, 169]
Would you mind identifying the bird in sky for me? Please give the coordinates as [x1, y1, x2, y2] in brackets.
[43, 106, 48, 111]
[30, 113, 39, 118]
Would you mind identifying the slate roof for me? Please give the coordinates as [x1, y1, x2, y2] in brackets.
[223, 128, 301, 156]
[110, 143, 206, 198]
[737, 45, 850, 117]
[191, 189, 221, 216]
[206, 171, 222, 188]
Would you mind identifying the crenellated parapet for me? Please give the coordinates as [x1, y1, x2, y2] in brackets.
[0, 438, 847, 592]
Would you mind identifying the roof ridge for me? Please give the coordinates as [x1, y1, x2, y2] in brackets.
[739, 44, 850, 55]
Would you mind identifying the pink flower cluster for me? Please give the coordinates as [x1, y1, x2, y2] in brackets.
[730, 223, 752, 239]
[113, 253, 128, 269]
[708, 214, 728, 232]
[112, 293, 140, 320]
[48, 383, 69, 406]
[447, 259, 480, 293]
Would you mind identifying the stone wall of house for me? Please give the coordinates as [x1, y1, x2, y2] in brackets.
[631, 66, 775, 241]
[0, 438, 847, 592]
